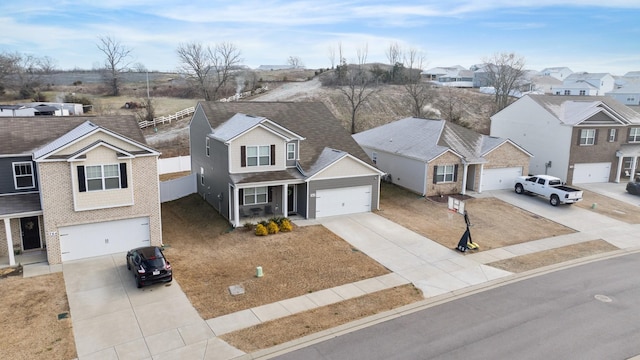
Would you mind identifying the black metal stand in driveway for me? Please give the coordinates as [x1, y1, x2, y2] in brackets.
[456, 210, 479, 253]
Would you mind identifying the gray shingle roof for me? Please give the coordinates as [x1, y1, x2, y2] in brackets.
[353, 117, 522, 164]
[0, 115, 148, 156]
[198, 101, 373, 172]
[0, 193, 41, 216]
[526, 95, 640, 125]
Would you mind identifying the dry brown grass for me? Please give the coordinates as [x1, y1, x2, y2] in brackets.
[487, 240, 619, 273]
[574, 190, 640, 224]
[159, 171, 191, 181]
[220, 284, 423, 352]
[161, 195, 393, 319]
[378, 182, 575, 251]
[0, 272, 76, 360]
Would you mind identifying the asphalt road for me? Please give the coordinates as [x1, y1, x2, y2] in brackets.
[274, 252, 640, 360]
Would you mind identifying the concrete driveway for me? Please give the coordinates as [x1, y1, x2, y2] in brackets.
[63, 253, 244, 359]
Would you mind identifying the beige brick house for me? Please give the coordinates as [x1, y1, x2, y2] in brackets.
[353, 117, 532, 196]
[0, 116, 161, 266]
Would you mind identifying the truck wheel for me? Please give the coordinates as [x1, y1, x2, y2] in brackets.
[550, 194, 560, 206]
[515, 184, 524, 194]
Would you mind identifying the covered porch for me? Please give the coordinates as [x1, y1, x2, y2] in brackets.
[0, 193, 45, 267]
[230, 182, 304, 227]
[614, 146, 640, 183]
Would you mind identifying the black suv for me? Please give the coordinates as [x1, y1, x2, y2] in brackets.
[126, 246, 172, 288]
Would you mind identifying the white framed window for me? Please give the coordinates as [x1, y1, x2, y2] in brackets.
[629, 128, 640, 142]
[13, 162, 35, 189]
[372, 152, 378, 164]
[579, 90, 586, 95]
[86, 164, 120, 191]
[436, 165, 455, 183]
[287, 143, 296, 160]
[247, 146, 270, 166]
[205, 137, 210, 157]
[609, 129, 616, 142]
[580, 129, 596, 145]
[200, 167, 205, 185]
[244, 186, 268, 205]
[564, 90, 571, 95]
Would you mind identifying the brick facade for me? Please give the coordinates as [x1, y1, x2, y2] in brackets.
[426, 151, 463, 196]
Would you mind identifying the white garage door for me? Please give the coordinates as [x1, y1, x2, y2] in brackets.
[572, 162, 611, 184]
[482, 167, 523, 191]
[59, 217, 150, 262]
[315, 186, 372, 218]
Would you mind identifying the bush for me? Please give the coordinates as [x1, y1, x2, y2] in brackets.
[279, 218, 293, 232]
[243, 222, 254, 231]
[63, 93, 92, 106]
[267, 221, 279, 234]
[255, 223, 268, 236]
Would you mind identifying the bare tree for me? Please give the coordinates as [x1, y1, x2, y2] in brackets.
[38, 56, 57, 74]
[402, 48, 433, 118]
[0, 52, 21, 94]
[177, 42, 242, 101]
[482, 52, 527, 113]
[177, 42, 212, 100]
[209, 42, 242, 100]
[338, 44, 377, 134]
[441, 86, 462, 123]
[287, 56, 303, 69]
[96, 36, 133, 96]
[328, 45, 336, 69]
[386, 42, 402, 83]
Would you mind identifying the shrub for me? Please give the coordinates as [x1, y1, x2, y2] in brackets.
[267, 221, 279, 234]
[255, 223, 268, 236]
[269, 216, 285, 225]
[243, 222, 254, 231]
[279, 218, 293, 232]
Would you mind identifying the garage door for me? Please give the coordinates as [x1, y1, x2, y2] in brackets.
[482, 167, 523, 191]
[59, 217, 150, 262]
[572, 162, 611, 184]
[315, 186, 372, 218]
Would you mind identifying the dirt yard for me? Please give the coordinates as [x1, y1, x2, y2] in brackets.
[0, 271, 76, 360]
[161, 194, 414, 319]
[575, 190, 640, 224]
[377, 182, 575, 251]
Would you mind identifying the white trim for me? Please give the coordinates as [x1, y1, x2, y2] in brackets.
[224, 121, 303, 144]
[306, 153, 384, 182]
[287, 143, 296, 160]
[245, 145, 271, 167]
[12, 161, 36, 190]
[72, 201, 136, 212]
[4, 218, 15, 266]
[481, 139, 534, 158]
[205, 137, 210, 157]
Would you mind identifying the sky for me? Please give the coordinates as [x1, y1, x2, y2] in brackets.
[1, 1, 639, 75]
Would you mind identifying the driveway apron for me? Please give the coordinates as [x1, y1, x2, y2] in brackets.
[63, 253, 244, 359]
[318, 213, 513, 297]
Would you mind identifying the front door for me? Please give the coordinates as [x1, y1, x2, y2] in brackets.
[20, 216, 41, 250]
[287, 185, 296, 215]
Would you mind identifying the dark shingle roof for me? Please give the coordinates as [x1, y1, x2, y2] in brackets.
[0, 116, 147, 156]
[198, 101, 372, 171]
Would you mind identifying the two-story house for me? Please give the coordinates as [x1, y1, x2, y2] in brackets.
[540, 67, 573, 81]
[0, 116, 162, 266]
[551, 72, 615, 96]
[190, 101, 384, 227]
[491, 95, 640, 185]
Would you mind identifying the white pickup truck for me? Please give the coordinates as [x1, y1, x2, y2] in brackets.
[514, 175, 583, 206]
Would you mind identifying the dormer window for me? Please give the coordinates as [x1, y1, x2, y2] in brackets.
[287, 143, 296, 160]
[13, 162, 35, 189]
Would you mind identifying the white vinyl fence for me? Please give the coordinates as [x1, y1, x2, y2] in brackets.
[160, 173, 197, 203]
[158, 155, 191, 174]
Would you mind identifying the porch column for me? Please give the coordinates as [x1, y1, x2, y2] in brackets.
[233, 186, 240, 227]
[281, 184, 288, 217]
[4, 218, 15, 266]
[477, 164, 485, 193]
[632, 157, 638, 182]
[461, 161, 468, 195]
[615, 151, 623, 183]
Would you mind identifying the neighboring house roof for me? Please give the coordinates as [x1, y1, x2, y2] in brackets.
[353, 117, 530, 164]
[0, 116, 148, 156]
[197, 101, 373, 172]
[525, 95, 640, 125]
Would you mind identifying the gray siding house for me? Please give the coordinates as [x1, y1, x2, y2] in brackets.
[190, 101, 383, 227]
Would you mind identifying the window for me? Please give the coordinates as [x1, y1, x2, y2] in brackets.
[564, 90, 571, 95]
[205, 137, 210, 157]
[435, 165, 455, 183]
[287, 143, 296, 160]
[200, 167, 205, 185]
[86, 164, 120, 191]
[580, 129, 596, 145]
[13, 162, 35, 189]
[629, 128, 640, 142]
[579, 90, 586, 95]
[372, 152, 378, 164]
[247, 146, 270, 166]
[609, 129, 617, 142]
[243, 186, 268, 205]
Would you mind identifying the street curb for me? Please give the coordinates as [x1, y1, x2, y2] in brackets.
[236, 247, 640, 360]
